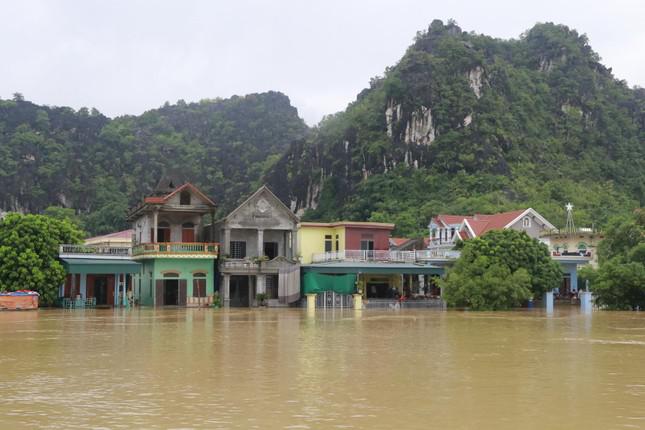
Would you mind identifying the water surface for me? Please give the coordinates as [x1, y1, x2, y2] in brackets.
[1, 308, 645, 429]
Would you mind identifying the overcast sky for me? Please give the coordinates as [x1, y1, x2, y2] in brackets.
[1, 0, 643, 125]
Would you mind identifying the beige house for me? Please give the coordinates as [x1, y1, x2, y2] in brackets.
[540, 229, 604, 267]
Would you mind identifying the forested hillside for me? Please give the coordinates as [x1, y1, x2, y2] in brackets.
[267, 21, 644, 236]
[0, 92, 308, 234]
[1, 21, 643, 237]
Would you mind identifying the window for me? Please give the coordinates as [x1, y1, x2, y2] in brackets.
[264, 242, 278, 259]
[335, 234, 339, 251]
[324, 235, 332, 252]
[193, 272, 207, 298]
[360, 240, 374, 251]
[182, 222, 195, 242]
[230, 241, 246, 259]
[450, 227, 456, 239]
[266, 275, 279, 299]
[522, 217, 531, 228]
[180, 190, 191, 205]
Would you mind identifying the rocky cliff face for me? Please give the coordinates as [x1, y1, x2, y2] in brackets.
[266, 20, 644, 231]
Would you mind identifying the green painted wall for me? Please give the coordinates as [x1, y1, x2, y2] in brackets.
[134, 257, 217, 306]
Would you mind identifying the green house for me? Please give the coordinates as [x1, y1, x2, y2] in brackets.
[128, 179, 218, 307]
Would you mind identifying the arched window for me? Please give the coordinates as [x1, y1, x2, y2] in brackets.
[522, 217, 531, 228]
[163, 272, 180, 278]
[180, 190, 191, 205]
[578, 242, 588, 251]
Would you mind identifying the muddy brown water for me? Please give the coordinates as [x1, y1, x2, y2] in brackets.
[1, 308, 645, 429]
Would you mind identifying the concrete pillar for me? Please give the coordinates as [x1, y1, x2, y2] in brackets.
[123, 274, 128, 307]
[114, 273, 119, 306]
[545, 291, 554, 314]
[257, 229, 264, 257]
[222, 228, 231, 256]
[80, 274, 87, 298]
[222, 274, 231, 308]
[292, 229, 298, 260]
[580, 291, 593, 313]
[71, 273, 76, 298]
[306, 293, 317, 310]
[153, 210, 158, 243]
[256, 274, 266, 295]
[353, 294, 363, 310]
[570, 267, 578, 292]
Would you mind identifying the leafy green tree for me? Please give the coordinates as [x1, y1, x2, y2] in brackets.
[441, 229, 561, 310]
[591, 210, 645, 309]
[0, 213, 83, 304]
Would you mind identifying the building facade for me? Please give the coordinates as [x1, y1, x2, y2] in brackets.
[214, 186, 300, 307]
[128, 180, 219, 307]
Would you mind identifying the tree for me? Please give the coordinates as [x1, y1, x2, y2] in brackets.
[0, 213, 83, 304]
[591, 210, 645, 309]
[441, 229, 562, 310]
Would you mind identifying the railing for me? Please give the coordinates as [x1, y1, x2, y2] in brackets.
[132, 242, 219, 257]
[311, 249, 461, 263]
[59, 244, 132, 257]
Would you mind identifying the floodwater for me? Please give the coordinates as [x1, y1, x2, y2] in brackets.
[1, 308, 645, 429]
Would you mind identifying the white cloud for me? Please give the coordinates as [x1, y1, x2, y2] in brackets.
[1, 0, 643, 125]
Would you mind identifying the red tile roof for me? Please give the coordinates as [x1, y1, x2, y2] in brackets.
[85, 229, 133, 242]
[389, 237, 409, 247]
[435, 209, 530, 238]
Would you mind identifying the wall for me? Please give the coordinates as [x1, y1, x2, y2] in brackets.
[508, 214, 549, 239]
[135, 258, 216, 306]
[298, 225, 345, 263]
[345, 227, 391, 250]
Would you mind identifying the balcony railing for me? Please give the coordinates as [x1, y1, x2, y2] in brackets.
[59, 244, 132, 257]
[311, 249, 460, 264]
[132, 242, 219, 257]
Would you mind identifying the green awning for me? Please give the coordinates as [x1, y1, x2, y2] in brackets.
[302, 272, 357, 295]
[61, 258, 142, 274]
[302, 262, 444, 275]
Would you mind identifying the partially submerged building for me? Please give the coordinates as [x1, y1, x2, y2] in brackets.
[212, 186, 300, 307]
[127, 180, 219, 307]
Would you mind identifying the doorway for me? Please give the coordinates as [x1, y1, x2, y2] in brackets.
[94, 276, 108, 305]
[230, 275, 250, 307]
[164, 279, 179, 305]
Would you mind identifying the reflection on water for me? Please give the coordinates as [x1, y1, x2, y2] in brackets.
[1, 308, 645, 429]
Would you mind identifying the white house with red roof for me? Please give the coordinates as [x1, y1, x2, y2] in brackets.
[428, 209, 556, 251]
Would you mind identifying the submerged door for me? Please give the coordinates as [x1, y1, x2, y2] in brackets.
[163, 279, 179, 305]
[230, 275, 250, 307]
[94, 277, 108, 305]
[178, 280, 187, 306]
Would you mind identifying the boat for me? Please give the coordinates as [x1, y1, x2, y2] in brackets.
[0, 290, 39, 310]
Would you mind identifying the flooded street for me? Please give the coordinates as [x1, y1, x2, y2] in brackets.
[1, 308, 645, 429]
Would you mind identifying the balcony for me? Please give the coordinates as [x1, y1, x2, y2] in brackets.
[59, 244, 132, 259]
[132, 242, 219, 259]
[310, 249, 460, 264]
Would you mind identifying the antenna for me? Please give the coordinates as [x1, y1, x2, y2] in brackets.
[565, 202, 575, 234]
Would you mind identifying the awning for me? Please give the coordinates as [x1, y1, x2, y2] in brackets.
[61, 258, 142, 274]
[301, 262, 444, 275]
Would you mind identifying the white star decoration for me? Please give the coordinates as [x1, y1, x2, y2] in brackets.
[565, 203, 573, 212]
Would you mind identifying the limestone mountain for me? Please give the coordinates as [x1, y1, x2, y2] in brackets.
[0, 92, 308, 234]
[266, 20, 644, 236]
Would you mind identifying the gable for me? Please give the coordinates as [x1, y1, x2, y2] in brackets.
[223, 186, 299, 230]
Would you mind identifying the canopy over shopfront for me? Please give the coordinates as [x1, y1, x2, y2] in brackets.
[301, 262, 444, 276]
[61, 258, 141, 274]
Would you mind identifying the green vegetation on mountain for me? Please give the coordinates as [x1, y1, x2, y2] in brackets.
[0, 92, 307, 235]
[0, 21, 643, 237]
[268, 20, 644, 236]
[0, 213, 83, 304]
[441, 229, 561, 310]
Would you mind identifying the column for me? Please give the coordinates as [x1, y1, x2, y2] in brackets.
[123, 274, 128, 307]
[222, 274, 231, 308]
[291, 229, 298, 261]
[570, 266, 578, 292]
[80, 274, 87, 299]
[71, 273, 76, 298]
[152, 210, 158, 243]
[257, 229, 264, 257]
[114, 273, 119, 307]
[223, 228, 231, 256]
[256, 274, 266, 295]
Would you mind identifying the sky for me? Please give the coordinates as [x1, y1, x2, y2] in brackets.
[1, 0, 643, 125]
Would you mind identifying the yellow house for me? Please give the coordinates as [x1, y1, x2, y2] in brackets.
[298, 223, 346, 263]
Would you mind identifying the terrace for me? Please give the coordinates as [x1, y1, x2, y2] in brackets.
[310, 249, 461, 264]
[131, 242, 219, 258]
